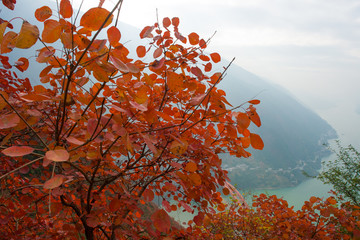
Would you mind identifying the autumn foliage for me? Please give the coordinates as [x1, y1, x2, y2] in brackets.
[0, 0, 264, 239]
[197, 193, 360, 239]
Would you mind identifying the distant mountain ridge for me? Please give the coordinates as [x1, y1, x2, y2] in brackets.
[219, 63, 337, 189]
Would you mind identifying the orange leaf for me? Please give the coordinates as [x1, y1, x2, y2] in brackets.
[60, 0, 73, 18]
[15, 57, 29, 72]
[43, 175, 64, 189]
[153, 47, 162, 58]
[237, 112, 250, 131]
[35, 6, 52, 22]
[163, 17, 171, 28]
[136, 45, 146, 58]
[170, 139, 188, 155]
[15, 21, 39, 49]
[151, 209, 171, 233]
[248, 107, 261, 127]
[310, 196, 318, 203]
[1, 31, 17, 54]
[42, 19, 61, 43]
[248, 99, 260, 105]
[45, 149, 69, 162]
[172, 17, 179, 27]
[199, 55, 210, 61]
[0, 113, 20, 129]
[185, 162, 197, 172]
[199, 38, 207, 49]
[210, 52, 221, 63]
[204, 62, 212, 72]
[107, 26, 121, 45]
[167, 71, 183, 91]
[250, 133, 264, 150]
[188, 32, 199, 45]
[80, 7, 113, 31]
[2, 146, 34, 157]
[139, 25, 154, 39]
[189, 172, 201, 186]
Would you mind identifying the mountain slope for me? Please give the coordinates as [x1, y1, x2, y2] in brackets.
[219, 63, 336, 188]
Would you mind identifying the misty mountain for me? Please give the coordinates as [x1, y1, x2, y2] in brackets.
[219, 64, 336, 189]
[2, 0, 336, 189]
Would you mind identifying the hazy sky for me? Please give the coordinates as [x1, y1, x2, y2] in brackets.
[77, 0, 360, 144]
[13, 0, 359, 145]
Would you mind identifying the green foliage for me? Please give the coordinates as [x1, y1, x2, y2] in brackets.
[317, 140, 360, 205]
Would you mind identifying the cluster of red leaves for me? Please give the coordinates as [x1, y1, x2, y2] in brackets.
[196, 193, 360, 239]
[0, 0, 263, 239]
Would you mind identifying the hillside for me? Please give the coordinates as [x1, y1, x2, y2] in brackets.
[219, 63, 337, 189]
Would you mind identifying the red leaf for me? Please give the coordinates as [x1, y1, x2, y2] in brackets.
[151, 209, 171, 233]
[2, 146, 34, 157]
[250, 133, 264, 150]
[248, 99, 260, 105]
[2, 0, 16, 10]
[66, 136, 85, 145]
[139, 25, 154, 39]
[107, 26, 121, 45]
[109, 55, 129, 72]
[171, 17, 179, 27]
[188, 32, 199, 45]
[60, 0, 73, 18]
[163, 17, 171, 28]
[45, 149, 69, 162]
[136, 45, 146, 58]
[0, 113, 20, 129]
[204, 62, 212, 72]
[210, 52, 221, 63]
[15, 57, 29, 72]
[109, 198, 121, 212]
[143, 189, 154, 202]
[35, 6, 52, 22]
[153, 47, 162, 58]
[43, 174, 65, 189]
[86, 216, 99, 228]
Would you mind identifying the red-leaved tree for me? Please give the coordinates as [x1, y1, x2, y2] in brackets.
[0, 0, 263, 239]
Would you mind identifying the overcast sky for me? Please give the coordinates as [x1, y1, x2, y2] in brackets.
[23, 0, 360, 145]
[77, 0, 360, 143]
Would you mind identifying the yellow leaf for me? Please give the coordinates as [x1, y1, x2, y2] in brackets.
[15, 21, 39, 49]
